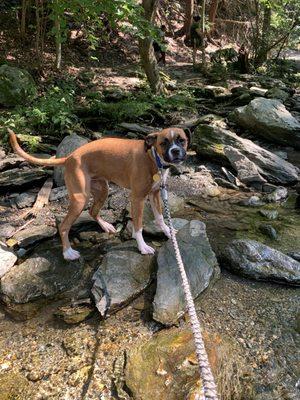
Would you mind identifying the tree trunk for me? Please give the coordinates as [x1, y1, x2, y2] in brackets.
[55, 16, 62, 70]
[200, 0, 207, 70]
[20, 0, 28, 39]
[183, 0, 194, 38]
[255, 5, 272, 66]
[35, 0, 41, 66]
[54, 0, 61, 70]
[139, 0, 165, 94]
[174, 0, 194, 38]
[208, 0, 218, 35]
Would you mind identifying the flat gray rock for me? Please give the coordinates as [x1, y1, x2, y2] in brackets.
[12, 225, 57, 248]
[0, 156, 24, 171]
[0, 224, 15, 239]
[49, 186, 68, 201]
[0, 242, 84, 303]
[192, 123, 298, 185]
[54, 134, 89, 186]
[92, 242, 154, 316]
[153, 220, 220, 325]
[231, 98, 300, 149]
[223, 239, 300, 285]
[0, 245, 17, 278]
[224, 145, 266, 184]
[0, 168, 51, 192]
[15, 192, 36, 208]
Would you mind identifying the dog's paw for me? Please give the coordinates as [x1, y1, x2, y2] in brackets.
[139, 243, 156, 255]
[97, 218, 117, 234]
[156, 221, 177, 239]
[63, 247, 81, 261]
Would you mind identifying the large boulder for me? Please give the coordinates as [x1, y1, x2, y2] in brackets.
[0, 241, 84, 305]
[231, 98, 300, 149]
[153, 220, 220, 325]
[192, 122, 299, 185]
[0, 64, 37, 106]
[125, 328, 248, 400]
[223, 239, 300, 285]
[92, 242, 154, 316]
[53, 134, 89, 186]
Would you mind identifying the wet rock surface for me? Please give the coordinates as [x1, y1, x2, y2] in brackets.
[125, 328, 247, 400]
[153, 220, 220, 325]
[223, 239, 300, 285]
[0, 241, 84, 305]
[92, 242, 155, 316]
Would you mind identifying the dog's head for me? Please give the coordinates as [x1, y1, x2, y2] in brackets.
[145, 128, 190, 165]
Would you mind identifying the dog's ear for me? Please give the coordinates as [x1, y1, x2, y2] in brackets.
[144, 133, 158, 151]
[184, 128, 192, 147]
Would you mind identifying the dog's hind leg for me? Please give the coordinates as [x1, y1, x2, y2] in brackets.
[60, 166, 90, 260]
[89, 179, 116, 233]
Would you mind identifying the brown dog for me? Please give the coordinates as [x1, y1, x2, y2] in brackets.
[8, 128, 189, 260]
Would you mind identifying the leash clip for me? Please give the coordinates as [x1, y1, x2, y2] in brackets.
[160, 183, 168, 201]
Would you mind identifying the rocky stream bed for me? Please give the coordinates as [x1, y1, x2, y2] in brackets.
[0, 67, 300, 399]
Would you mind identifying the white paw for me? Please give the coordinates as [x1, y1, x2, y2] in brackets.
[63, 247, 81, 261]
[97, 218, 117, 234]
[139, 243, 156, 255]
[156, 221, 177, 239]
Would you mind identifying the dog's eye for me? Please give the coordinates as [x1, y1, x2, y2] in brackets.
[178, 137, 185, 144]
[162, 139, 169, 146]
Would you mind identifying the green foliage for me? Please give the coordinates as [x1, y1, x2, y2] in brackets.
[0, 81, 79, 148]
[25, 84, 78, 130]
[87, 96, 152, 125]
[258, 59, 300, 86]
[48, 0, 157, 48]
[84, 89, 196, 127]
[208, 63, 229, 84]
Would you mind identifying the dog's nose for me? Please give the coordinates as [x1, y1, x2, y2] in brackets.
[171, 148, 180, 156]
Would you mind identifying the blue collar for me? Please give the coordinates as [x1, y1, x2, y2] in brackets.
[151, 147, 169, 170]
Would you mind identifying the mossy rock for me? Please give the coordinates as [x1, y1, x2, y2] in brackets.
[191, 124, 229, 161]
[0, 372, 33, 399]
[125, 328, 252, 400]
[0, 65, 37, 107]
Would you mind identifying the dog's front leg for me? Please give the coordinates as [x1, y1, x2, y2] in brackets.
[131, 195, 155, 255]
[149, 191, 175, 239]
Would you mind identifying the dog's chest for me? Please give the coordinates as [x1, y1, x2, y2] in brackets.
[151, 169, 169, 191]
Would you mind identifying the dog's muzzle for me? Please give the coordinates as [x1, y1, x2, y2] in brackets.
[165, 144, 186, 164]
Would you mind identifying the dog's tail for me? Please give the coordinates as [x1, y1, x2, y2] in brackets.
[8, 128, 66, 166]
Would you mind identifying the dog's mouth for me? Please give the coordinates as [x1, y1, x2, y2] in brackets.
[163, 153, 186, 165]
[170, 157, 184, 164]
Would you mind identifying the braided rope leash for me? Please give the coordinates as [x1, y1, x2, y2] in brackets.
[160, 183, 219, 400]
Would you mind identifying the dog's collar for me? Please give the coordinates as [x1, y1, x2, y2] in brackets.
[150, 147, 169, 170]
